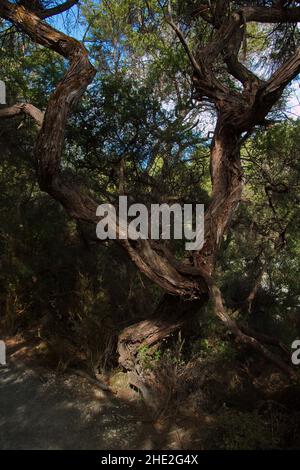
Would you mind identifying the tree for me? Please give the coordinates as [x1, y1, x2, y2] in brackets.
[0, 0, 299, 385]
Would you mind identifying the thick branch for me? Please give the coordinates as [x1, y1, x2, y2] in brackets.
[243, 6, 300, 23]
[165, 1, 230, 101]
[0, 102, 44, 126]
[264, 47, 300, 96]
[194, 120, 243, 272]
[184, 3, 299, 100]
[221, 15, 263, 89]
[0, 2, 95, 180]
[237, 48, 300, 130]
[40, 0, 79, 19]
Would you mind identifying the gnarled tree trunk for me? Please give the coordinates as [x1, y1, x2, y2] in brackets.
[118, 294, 206, 369]
[117, 294, 206, 407]
[117, 120, 243, 379]
[0, 0, 299, 391]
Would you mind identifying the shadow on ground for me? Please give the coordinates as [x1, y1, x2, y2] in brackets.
[0, 360, 167, 450]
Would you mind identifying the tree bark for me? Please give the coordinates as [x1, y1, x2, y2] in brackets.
[195, 120, 243, 272]
[117, 294, 206, 399]
[117, 294, 206, 370]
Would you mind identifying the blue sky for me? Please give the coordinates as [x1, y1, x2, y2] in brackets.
[286, 79, 300, 118]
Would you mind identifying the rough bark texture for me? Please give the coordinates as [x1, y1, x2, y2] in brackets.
[117, 294, 207, 409]
[117, 294, 206, 371]
[1, 1, 300, 386]
[0, 103, 44, 126]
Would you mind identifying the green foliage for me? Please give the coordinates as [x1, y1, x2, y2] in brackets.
[138, 345, 162, 369]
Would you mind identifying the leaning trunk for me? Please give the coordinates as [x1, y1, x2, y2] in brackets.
[195, 120, 243, 272]
[117, 119, 244, 389]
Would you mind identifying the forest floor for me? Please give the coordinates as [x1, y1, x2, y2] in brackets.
[1, 334, 300, 450]
[0, 336, 199, 450]
[0, 362, 161, 450]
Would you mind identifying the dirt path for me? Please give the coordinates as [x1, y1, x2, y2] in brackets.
[0, 361, 159, 450]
